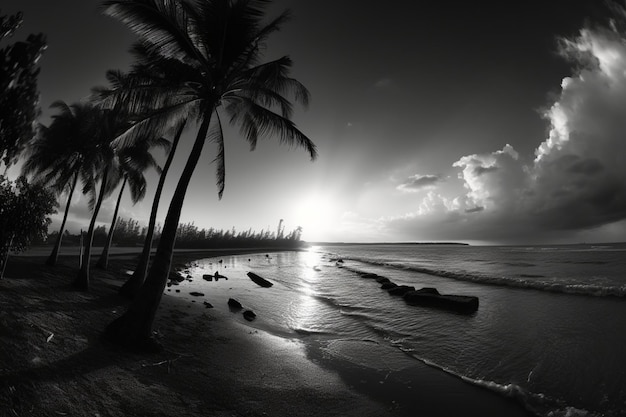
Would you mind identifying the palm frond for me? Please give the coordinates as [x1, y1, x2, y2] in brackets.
[207, 110, 226, 199]
[110, 98, 199, 149]
[102, 0, 207, 67]
[240, 56, 310, 107]
[227, 97, 317, 160]
[126, 169, 148, 204]
[225, 9, 291, 77]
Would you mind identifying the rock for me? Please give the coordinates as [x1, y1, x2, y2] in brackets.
[380, 282, 397, 290]
[388, 285, 415, 296]
[403, 288, 479, 313]
[359, 272, 379, 279]
[189, 292, 204, 297]
[375, 276, 390, 284]
[228, 298, 243, 309]
[202, 274, 213, 281]
[169, 271, 185, 282]
[243, 310, 256, 321]
[175, 289, 180, 293]
[203, 301, 213, 308]
[247, 272, 273, 288]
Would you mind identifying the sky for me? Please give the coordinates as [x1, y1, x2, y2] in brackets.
[3, 0, 626, 244]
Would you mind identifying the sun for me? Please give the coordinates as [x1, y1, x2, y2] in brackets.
[291, 192, 337, 242]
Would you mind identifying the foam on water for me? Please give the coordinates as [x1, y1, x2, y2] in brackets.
[334, 251, 626, 297]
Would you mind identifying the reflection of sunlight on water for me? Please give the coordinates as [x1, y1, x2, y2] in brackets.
[303, 246, 322, 268]
[288, 294, 320, 333]
[288, 247, 323, 332]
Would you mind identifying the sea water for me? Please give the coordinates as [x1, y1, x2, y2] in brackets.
[169, 243, 626, 417]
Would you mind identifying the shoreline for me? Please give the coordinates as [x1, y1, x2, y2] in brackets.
[1, 250, 393, 417]
[167, 250, 535, 417]
[1, 248, 534, 416]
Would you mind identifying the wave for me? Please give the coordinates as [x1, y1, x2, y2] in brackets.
[337, 258, 626, 298]
[397, 349, 596, 417]
[290, 327, 335, 336]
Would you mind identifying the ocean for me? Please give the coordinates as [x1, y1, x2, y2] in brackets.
[169, 243, 626, 417]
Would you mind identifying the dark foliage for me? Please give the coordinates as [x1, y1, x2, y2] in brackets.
[0, 10, 46, 166]
[47, 218, 305, 249]
[0, 176, 57, 277]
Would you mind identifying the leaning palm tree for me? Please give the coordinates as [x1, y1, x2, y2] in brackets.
[22, 101, 103, 266]
[101, 0, 316, 350]
[96, 135, 169, 270]
[73, 107, 127, 290]
[119, 119, 185, 297]
[95, 62, 189, 296]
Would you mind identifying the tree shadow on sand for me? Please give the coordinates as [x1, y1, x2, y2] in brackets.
[0, 333, 177, 416]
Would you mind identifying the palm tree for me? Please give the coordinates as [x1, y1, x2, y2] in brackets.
[95, 64, 189, 296]
[73, 107, 128, 290]
[101, 0, 316, 350]
[96, 135, 169, 270]
[119, 119, 185, 297]
[22, 101, 103, 266]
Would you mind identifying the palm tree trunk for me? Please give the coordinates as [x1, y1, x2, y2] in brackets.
[120, 120, 185, 298]
[105, 116, 211, 350]
[74, 172, 109, 290]
[46, 172, 79, 266]
[96, 176, 127, 270]
[0, 235, 14, 279]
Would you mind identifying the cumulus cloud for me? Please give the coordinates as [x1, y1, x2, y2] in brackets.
[382, 15, 626, 242]
[397, 174, 443, 192]
[452, 144, 525, 213]
[528, 23, 626, 230]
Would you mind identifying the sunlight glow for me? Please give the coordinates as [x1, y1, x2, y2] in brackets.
[291, 193, 337, 241]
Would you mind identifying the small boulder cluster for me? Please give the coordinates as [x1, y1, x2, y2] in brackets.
[166, 269, 193, 287]
[228, 298, 257, 321]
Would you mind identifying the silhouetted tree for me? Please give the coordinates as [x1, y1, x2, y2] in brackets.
[22, 101, 103, 266]
[73, 107, 125, 290]
[102, 0, 316, 351]
[94, 49, 192, 296]
[120, 120, 185, 297]
[96, 134, 168, 269]
[0, 176, 56, 278]
[0, 10, 46, 167]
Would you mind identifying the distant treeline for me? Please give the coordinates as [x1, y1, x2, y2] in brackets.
[44, 218, 305, 249]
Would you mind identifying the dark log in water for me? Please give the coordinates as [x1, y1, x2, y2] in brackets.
[403, 288, 479, 313]
[247, 271, 273, 288]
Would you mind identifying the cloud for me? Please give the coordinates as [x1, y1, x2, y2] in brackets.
[380, 17, 626, 243]
[528, 24, 626, 230]
[452, 144, 524, 213]
[397, 174, 443, 192]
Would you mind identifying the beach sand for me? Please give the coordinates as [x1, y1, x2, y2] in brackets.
[0, 249, 534, 417]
